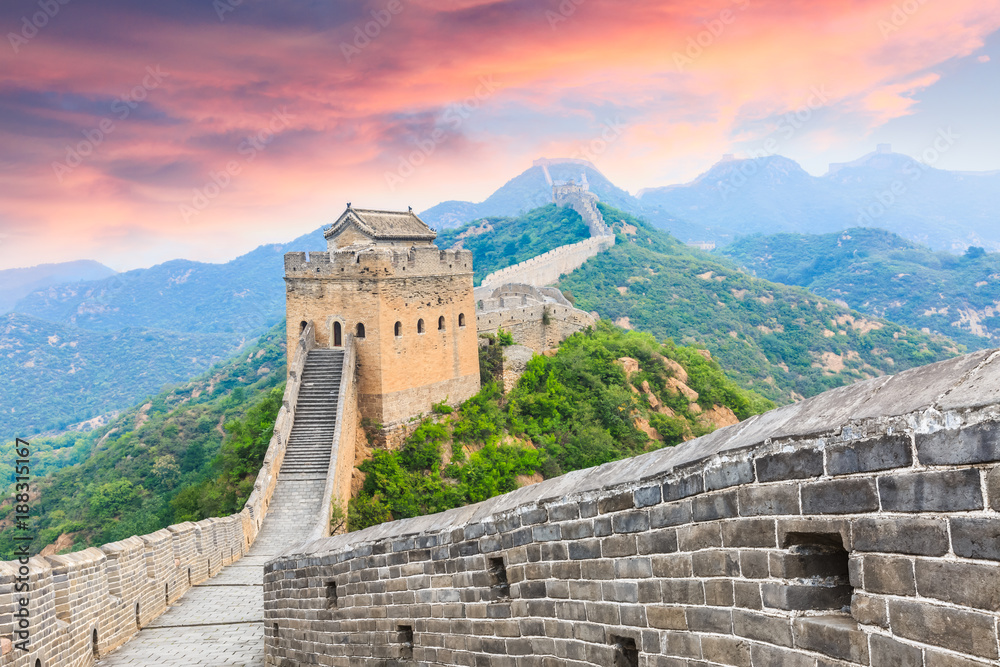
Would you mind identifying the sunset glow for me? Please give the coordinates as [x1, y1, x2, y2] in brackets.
[1, 0, 998, 270]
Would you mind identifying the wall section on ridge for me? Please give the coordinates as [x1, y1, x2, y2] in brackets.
[264, 348, 1000, 667]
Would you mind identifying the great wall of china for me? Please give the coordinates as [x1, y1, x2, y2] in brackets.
[265, 347, 1000, 667]
[5, 196, 1000, 666]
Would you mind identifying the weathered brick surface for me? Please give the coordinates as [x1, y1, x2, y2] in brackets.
[263, 347, 1000, 667]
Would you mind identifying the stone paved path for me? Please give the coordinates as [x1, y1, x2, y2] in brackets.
[97, 474, 327, 666]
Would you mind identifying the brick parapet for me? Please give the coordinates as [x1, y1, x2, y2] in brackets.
[0, 323, 318, 666]
[479, 235, 614, 289]
[263, 348, 1000, 667]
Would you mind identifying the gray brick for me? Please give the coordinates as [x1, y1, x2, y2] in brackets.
[662, 470, 704, 501]
[686, 607, 732, 634]
[915, 560, 1000, 611]
[793, 616, 868, 664]
[705, 459, 754, 491]
[761, 583, 851, 611]
[649, 500, 692, 528]
[827, 433, 913, 475]
[801, 478, 879, 514]
[750, 643, 815, 667]
[879, 468, 983, 512]
[869, 635, 921, 667]
[634, 485, 662, 508]
[738, 484, 799, 516]
[722, 518, 776, 548]
[677, 522, 722, 551]
[916, 421, 1000, 465]
[756, 448, 824, 482]
[889, 598, 999, 659]
[692, 490, 739, 521]
[862, 554, 915, 596]
[853, 517, 949, 556]
[951, 516, 1000, 561]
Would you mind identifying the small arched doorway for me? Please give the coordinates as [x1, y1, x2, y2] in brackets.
[356, 323, 366, 338]
[332, 321, 342, 347]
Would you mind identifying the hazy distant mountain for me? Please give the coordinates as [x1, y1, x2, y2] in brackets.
[638, 148, 1000, 252]
[14, 228, 325, 334]
[420, 159, 643, 229]
[0, 260, 116, 314]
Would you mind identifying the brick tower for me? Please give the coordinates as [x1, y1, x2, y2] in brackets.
[284, 205, 480, 433]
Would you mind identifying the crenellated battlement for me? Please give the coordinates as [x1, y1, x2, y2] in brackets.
[284, 245, 473, 280]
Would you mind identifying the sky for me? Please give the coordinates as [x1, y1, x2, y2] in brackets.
[1, 0, 998, 271]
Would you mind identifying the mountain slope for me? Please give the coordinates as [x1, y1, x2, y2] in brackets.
[0, 323, 287, 558]
[0, 313, 241, 442]
[436, 204, 592, 284]
[721, 228, 1000, 349]
[455, 203, 960, 403]
[421, 159, 643, 229]
[0, 260, 116, 314]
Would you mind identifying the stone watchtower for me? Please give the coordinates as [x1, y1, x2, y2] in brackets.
[284, 205, 480, 433]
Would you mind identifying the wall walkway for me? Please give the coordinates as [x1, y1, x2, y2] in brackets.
[264, 348, 1000, 667]
[0, 322, 346, 667]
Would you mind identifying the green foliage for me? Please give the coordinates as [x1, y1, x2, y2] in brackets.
[431, 400, 453, 415]
[0, 323, 288, 559]
[349, 322, 770, 532]
[722, 228, 1000, 350]
[436, 204, 591, 284]
[0, 313, 243, 445]
[556, 205, 961, 403]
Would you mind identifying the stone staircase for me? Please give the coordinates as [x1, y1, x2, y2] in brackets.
[281, 348, 343, 475]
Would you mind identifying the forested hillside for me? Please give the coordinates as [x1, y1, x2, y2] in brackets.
[721, 228, 1000, 349]
[0, 324, 287, 559]
[0, 313, 242, 443]
[436, 203, 592, 284]
[464, 203, 960, 403]
[351, 322, 773, 530]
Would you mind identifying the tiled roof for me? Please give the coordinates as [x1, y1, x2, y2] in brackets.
[325, 207, 437, 242]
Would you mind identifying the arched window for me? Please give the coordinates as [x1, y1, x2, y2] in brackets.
[394, 321, 402, 337]
[92, 629, 99, 657]
[417, 319, 425, 334]
[356, 323, 366, 338]
[438, 316, 445, 331]
[458, 313, 466, 327]
[333, 321, 342, 347]
[299, 320, 307, 333]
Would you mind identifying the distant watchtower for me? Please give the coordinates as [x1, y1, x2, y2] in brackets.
[284, 205, 480, 432]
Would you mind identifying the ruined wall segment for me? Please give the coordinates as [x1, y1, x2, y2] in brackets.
[264, 348, 1000, 667]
